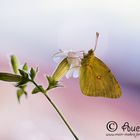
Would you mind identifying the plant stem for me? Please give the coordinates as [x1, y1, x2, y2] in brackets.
[43, 93, 79, 140]
[31, 80, 79, 140]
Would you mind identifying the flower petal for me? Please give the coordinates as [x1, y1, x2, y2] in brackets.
[53, 50, 68, 63]
[53, 50, 83, 79]
[72, 67, 79, 78]
[65, 68, 74, 79]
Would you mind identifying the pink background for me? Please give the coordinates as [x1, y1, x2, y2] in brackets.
[0, 1, 140, 140]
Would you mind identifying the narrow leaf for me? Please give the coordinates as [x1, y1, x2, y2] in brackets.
[17, 89, 24, 102]
[19, 69, 28, 79]
[19, 85, 28, 97]
[23, 90, 28, 97]
[32, 85, 44, 94]
[46, 76, 62, 90]
[16, 79, 29, 87]
[22, 63, 28, 71]
[0, 72, 22, 82]
[11, 55, 19, 74]
[30, 68, 36, 80]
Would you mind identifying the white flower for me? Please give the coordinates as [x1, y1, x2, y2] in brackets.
[53, 50, 84, 79]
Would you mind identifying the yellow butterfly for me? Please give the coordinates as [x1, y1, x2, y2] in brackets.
[80, 33, 121, 98]
[52, 32, 122, 98]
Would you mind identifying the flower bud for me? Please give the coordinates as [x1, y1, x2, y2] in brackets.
[52, 58, 70, 81]
[11, 55, 19, 74]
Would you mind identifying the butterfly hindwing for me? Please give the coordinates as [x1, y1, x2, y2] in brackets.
[80, 50, 122, 98]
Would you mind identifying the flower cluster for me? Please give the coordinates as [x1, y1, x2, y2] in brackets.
[53, 50, 84, 79]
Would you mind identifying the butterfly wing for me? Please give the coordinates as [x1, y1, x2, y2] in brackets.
[80, 50, 122, 98]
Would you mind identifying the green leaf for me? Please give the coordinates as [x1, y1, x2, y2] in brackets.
[19, 69, 28, 79]
[0, 72, 22, 82]
[19, 85, 27, 96]
[22, 63, 28, 71]
[17, 89, 24, 102]
[11, 55, 19, 74]
[46, 76, 62, 90]
[16, 87, 27, 102]
[19, 84, 27, 89]
[32, 85, 44, 94]
[16, 79, 29, 87]
[30, 68, 36, 80]
[23, 90, 28, 97]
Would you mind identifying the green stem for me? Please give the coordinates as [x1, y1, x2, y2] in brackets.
[31, 80, 79, 140]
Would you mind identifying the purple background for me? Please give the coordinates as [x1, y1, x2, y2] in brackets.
[0, 0, 140, 140]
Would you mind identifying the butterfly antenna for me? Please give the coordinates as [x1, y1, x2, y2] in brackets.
[53, 49, 63, 57]
[93, 32, 99, 52]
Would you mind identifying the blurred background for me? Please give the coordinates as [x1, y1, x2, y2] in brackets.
[0, 0, 140, 140]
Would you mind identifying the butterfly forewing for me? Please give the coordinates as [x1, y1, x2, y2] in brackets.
[80, 50, 122, 98]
